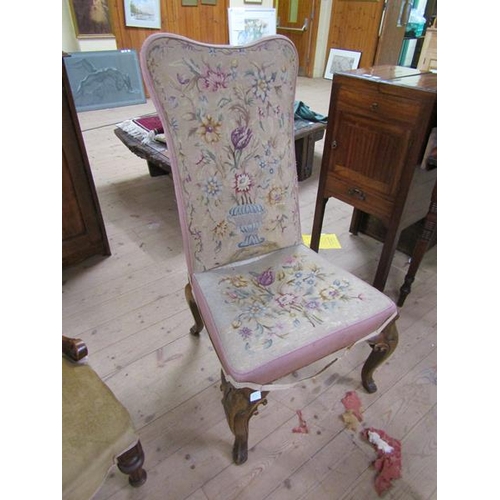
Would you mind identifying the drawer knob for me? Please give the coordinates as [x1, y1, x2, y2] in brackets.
[348, 187, 366, 201]
[370, 102, 379, 111]
[331, 140, 338, 150]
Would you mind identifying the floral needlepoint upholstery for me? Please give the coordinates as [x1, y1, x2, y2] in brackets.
[140, 34, 398, 386]
[192, 244, 395, 384]
[141, 35, 302, 275]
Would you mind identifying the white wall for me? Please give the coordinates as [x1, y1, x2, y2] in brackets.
[314, 0, 332, 78]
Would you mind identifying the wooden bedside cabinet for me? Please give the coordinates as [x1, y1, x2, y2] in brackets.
[311, 66, 437, 291]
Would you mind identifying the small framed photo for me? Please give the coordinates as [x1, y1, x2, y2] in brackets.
[124, 0, 161, 29]
[324, 48, 361, 80]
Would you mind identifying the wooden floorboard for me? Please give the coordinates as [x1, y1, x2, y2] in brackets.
[63, 76, 437, 500]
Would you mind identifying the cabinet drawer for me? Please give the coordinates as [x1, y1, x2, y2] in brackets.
[325, 174, 393, 222]
[336, 85, 421, 125]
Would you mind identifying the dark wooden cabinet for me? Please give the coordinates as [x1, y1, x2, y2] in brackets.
[62, 56, 110, 268]
[311, 66, 436, 291]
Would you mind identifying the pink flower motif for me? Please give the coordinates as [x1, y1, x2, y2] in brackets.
[276, 293, 298, 308]
[200, 67, 228, 91]
[234, 173, 253, 193]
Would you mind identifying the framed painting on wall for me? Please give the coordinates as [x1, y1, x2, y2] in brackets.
[324, 49, 361, 80]
[124, 0, 161, 29]
[228, 8, 276, 46]
[69, 0, 114, 38]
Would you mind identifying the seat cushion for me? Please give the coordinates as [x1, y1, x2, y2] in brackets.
[62, 358, 138, 500]
[192, 244, 397, 385]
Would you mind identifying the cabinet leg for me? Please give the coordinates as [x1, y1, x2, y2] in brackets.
[349, 209, 366, 235]
[373, 228, 402, 291]
[310, 198, 328, 252]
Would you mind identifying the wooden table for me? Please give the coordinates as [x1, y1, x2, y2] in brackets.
[114, 117, 326, 182]
[311, 66, 437, 291]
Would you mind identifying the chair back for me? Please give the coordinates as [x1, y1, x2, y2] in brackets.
[140, 34, 302, 274]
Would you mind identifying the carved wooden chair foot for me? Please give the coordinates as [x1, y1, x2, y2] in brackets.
[361, 321, 399, 393]
[116, 441, 148, 487]
[220, 371, 269, 465]
[185, 283, 204, 335]
[141, 33, 400, 465]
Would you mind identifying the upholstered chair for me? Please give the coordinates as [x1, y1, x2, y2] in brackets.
[140, 34, 399, 465]
[62, 336, 147, 499]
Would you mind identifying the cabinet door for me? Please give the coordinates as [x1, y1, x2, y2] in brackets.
[325, 103, 415, 221]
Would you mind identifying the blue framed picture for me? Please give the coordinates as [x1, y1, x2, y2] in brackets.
[63, 49, 146, 112]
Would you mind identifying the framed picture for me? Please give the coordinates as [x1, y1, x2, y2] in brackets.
[182, 0, 198, 5]
[68, 0, 114, 38]
[63, 50, 146, 112]
[228, 8, 276, 46]
[324, 49, 361, 80]
[201, 0, 217, 4]
[124, 0, 161, 29]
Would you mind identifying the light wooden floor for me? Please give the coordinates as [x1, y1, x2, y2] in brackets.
[63, 76, 437, 500]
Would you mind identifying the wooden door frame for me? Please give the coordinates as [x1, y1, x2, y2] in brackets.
[274, 0, 319, 77]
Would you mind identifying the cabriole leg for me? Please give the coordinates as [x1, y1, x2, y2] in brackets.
[220, 371, 268, 465]
[185, 283, 204, 336]
[361, 320, 399, 393]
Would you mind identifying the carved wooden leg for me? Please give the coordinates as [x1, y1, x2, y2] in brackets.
[361, 320, 399, 394]
[398, 185, 437, 307]
[220, 371, 269, 465]
[185, 283, 204, 336]
[116, 440, 147, 487]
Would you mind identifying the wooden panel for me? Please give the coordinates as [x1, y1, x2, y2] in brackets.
[109, 0, 229, 53]
[374, 0, 411, 65]
[107, 0, 229, 97]
[417, 28, 437, 71]
[276, 0, 319, 77]
[326, 0, 385, 68]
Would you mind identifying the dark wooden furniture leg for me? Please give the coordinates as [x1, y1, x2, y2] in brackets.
[372, 225, 403, 291]
[185, 283, 205, 336]
[310, 197, 329, 251]
[398, 184, 437, 307]
[349, 209, 367, 235]
[147, 160, 168, 177]
[220, 371, 269, 465]
[116, 441, 147, 487]
[361, 320, 399, 393]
